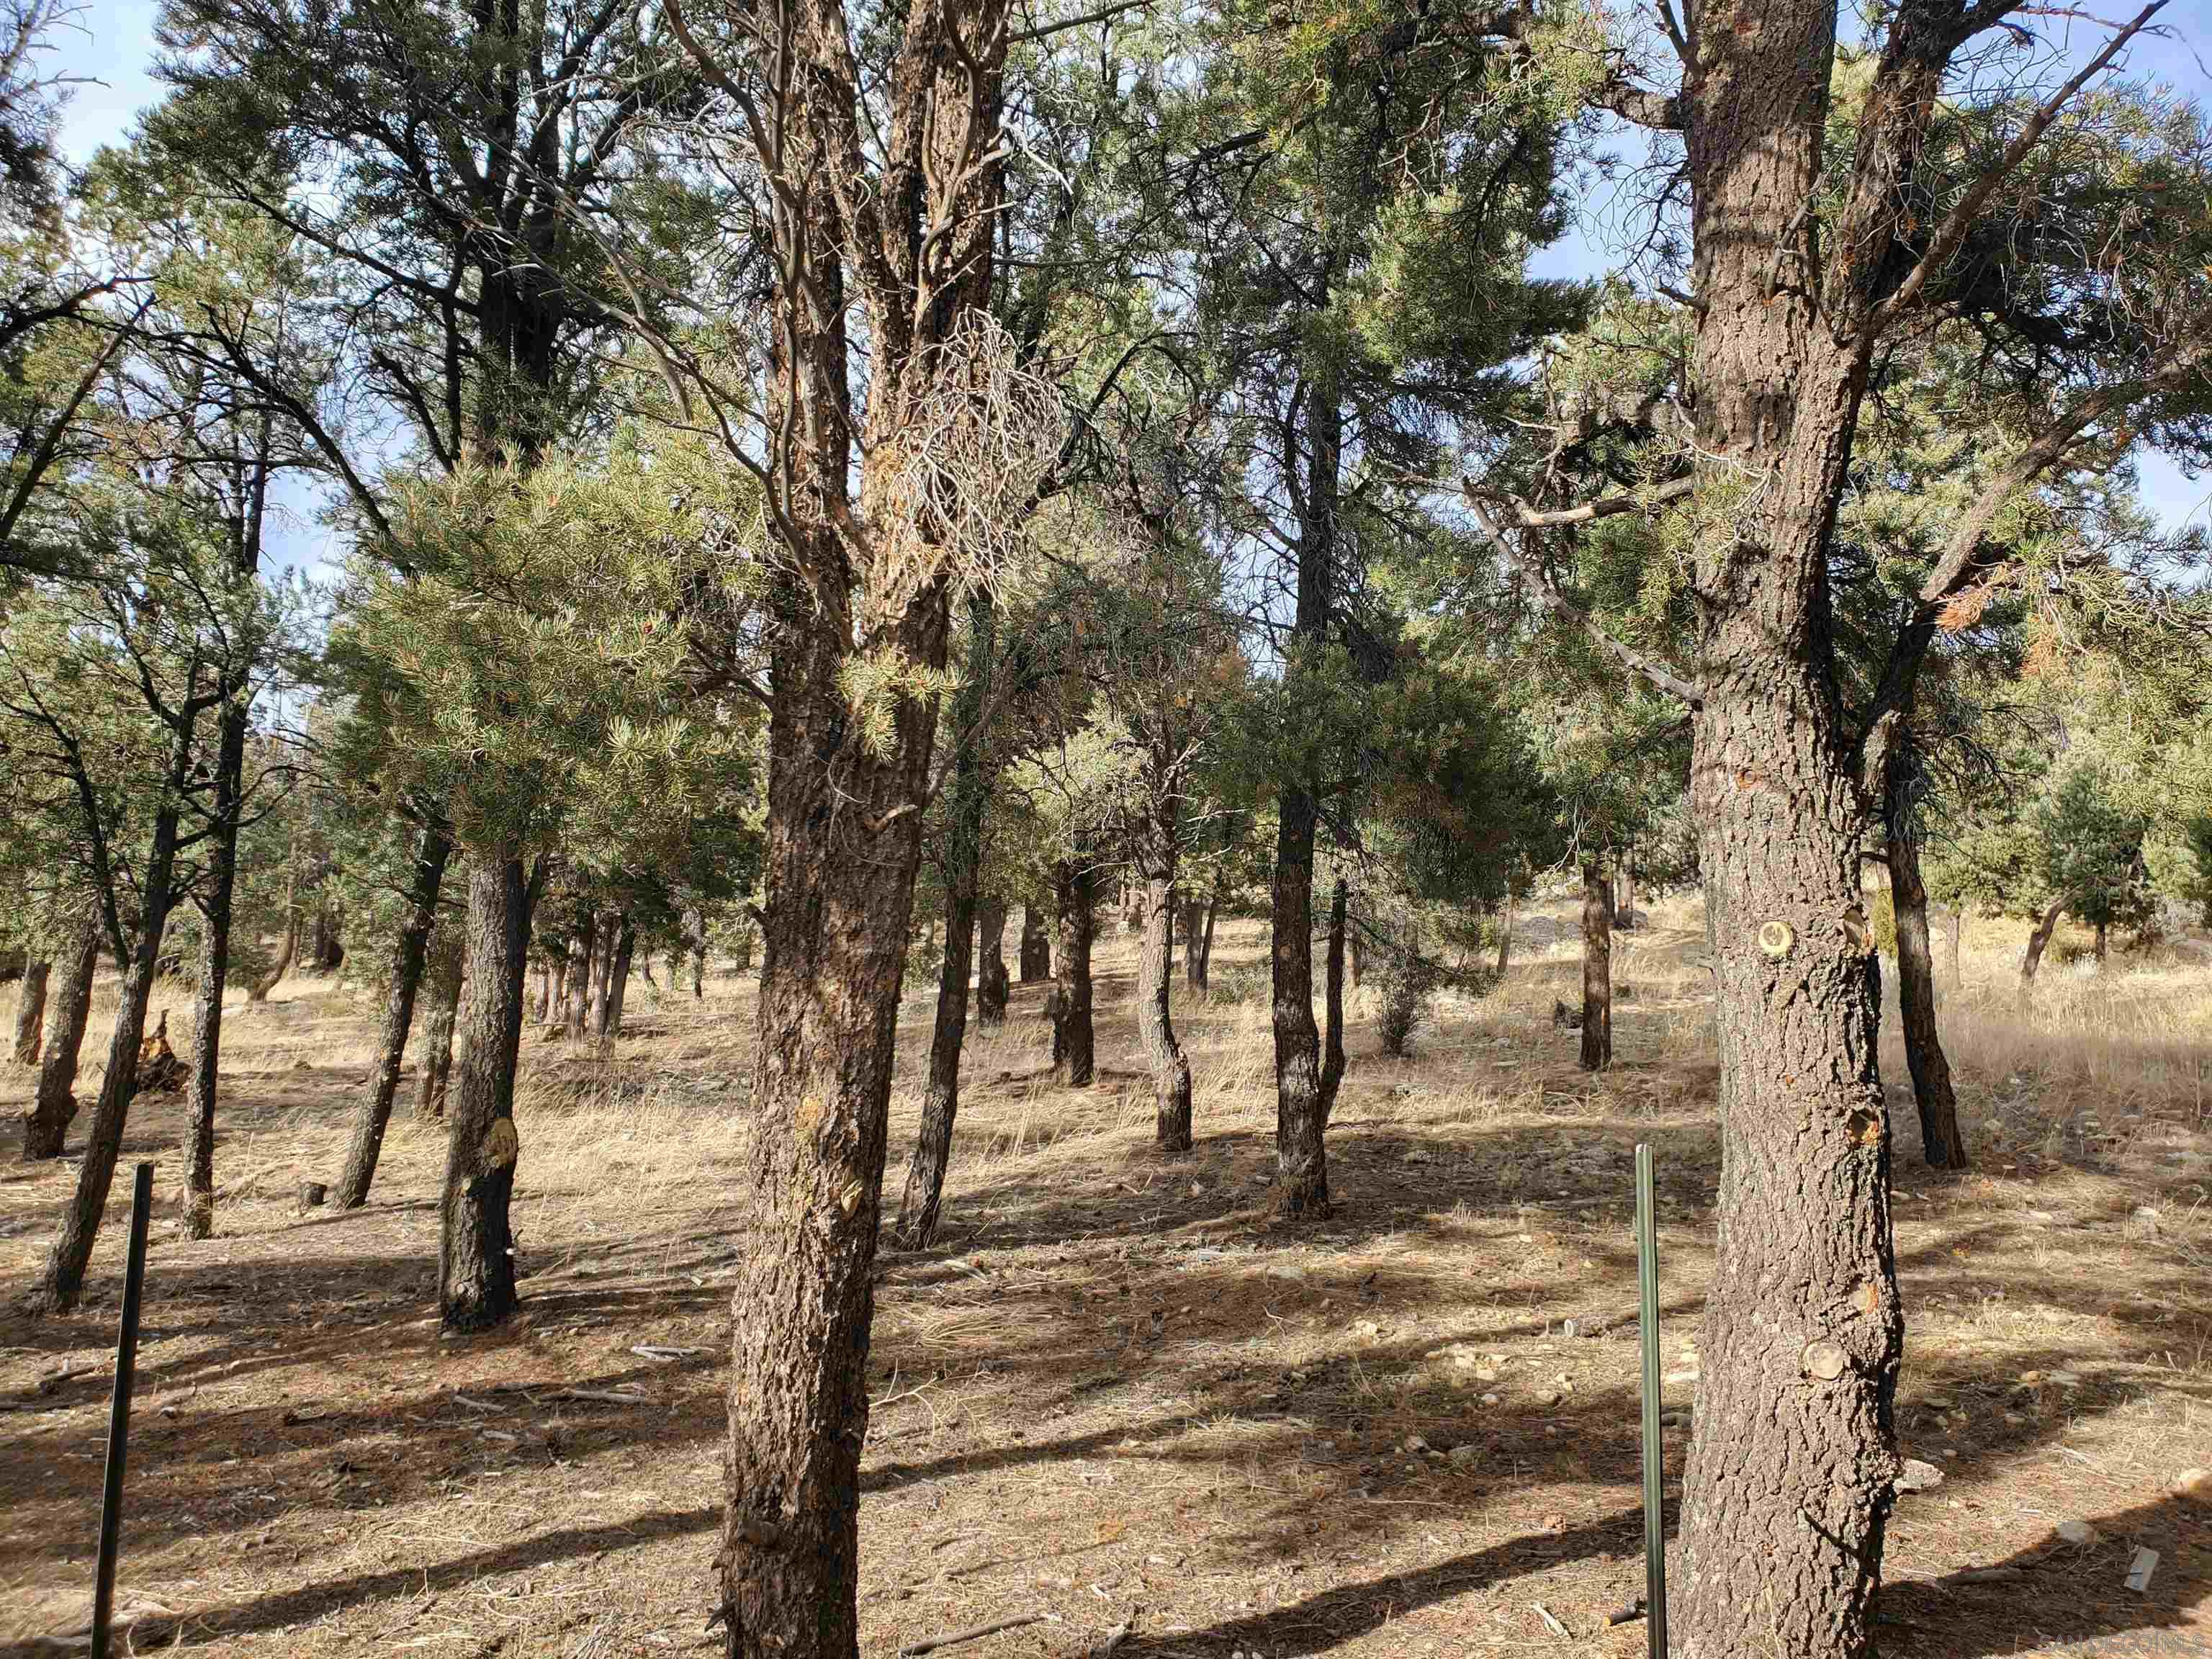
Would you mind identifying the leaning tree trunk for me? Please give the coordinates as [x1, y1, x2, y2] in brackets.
[1579, 858, 1612, 1071]
[21, 925, 96, 1160]
[415, 927, 464, 1123]
[439, 854, 534, 1331]
[30, 779, 188, 1312]
[1051, 857, 1095, 1087]
[975, 897, 1010, 1025]
[10, 958, 48, 1066]
[181, 686, 252, 1238]
[336, 824, 453, 1209]
[2020, 899, 2064, 986]
[1018, 902, 1050, 982]
[1137, 802, 1193, 1154]
[1885, 789, 1964, 1169]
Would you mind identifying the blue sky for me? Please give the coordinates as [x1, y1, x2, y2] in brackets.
[42, 0, 2212, 542]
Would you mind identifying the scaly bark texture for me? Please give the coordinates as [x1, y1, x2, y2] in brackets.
[9, 960, 47, 1066]
[1579, 860, 1612, 1071]
[1051, 858, 1096, 1086]
[439, 855, 534, 1331]
[21, 926, 95, 1159]
[1885, 785, 1964, 1169]
[337, 824, 452, 1208]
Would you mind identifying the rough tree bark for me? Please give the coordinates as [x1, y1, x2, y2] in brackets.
[1884, 783, 1964, 1169]
[1051, 857, 1095, 1087]
[1018, 902, 1050, 982]
[10, 960, 47, 1066]
[1580, 859, 1612, 1072]
[1496, 891, 1514, 976]
[336, 824, 453, 1209]
[439, 855, 536, 1331]
[975, 896, 1010, 1025]
[587, 909, 617, 1038]
[1137, 800, 1192, 1154]
[20, 926, 95, 1159]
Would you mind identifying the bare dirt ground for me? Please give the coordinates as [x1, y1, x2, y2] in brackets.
[2, 896, 2210, 1657]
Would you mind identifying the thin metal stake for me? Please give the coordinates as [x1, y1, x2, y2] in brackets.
[1635, 1143, 1668, 1658]
[92, 1160, 154, 1659]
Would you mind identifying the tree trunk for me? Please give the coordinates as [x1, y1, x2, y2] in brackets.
[2020, 899, 2064, 985]
[588, 909, 617, 1039]
[1138, 810, 1192, 1154]
[439, 855, 535, 1331]
[894, 603, 996, 1249]
[1051, 858, 1094, 1086]
[1346, 923, 1363, 991]
[415, 927, 464, 1123]
[1196, 889, 1218, 991]
[718, 595, 945, 1659]
[1496, 891, 1514, 976]
[562, 909, 595, 1040]
[336, 824, 452, 1209]
[10, 959, 48, 1066]
[1320, 876, 1346, 1132]
[29, 779, 188, 1312]
[1580, 859, 1612, 1071]
[1885, 796, 1964, 1170]
[248, 889, 295, 1002]
[1018, 902, 1050, 982]
[2094, 920, 2108, 963]
[603, 917, 636, 1037]
[896, 886, 976, 1251]
[1948, 907, 1962, 980]
[181, 686, 252, 1238]
[975, 897, 1010, 1025]
[1619, 848, 1636, 930]
[21, 925, 96, 1160]
[1272, 781, 1334, 1216]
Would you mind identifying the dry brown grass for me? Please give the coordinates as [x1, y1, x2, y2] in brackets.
[0, 895, 2208, 1656]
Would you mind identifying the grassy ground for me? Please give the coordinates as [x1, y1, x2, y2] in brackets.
[1, 894, 2209, 1656]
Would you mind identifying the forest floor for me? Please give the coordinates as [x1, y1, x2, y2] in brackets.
[2, 896, 2211, 1657]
